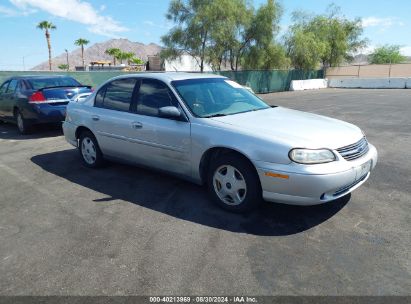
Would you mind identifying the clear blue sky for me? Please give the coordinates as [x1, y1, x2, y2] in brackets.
[1, 0, 410, 70]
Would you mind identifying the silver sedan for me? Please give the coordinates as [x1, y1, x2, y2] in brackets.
[63, 73, 377, 212]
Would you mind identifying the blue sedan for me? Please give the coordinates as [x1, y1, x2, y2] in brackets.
[0, 75, 92, 134]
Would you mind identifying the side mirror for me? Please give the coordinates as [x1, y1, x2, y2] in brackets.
[158, 106, 182, 119]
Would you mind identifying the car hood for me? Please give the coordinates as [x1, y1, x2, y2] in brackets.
[210, 107, 363, 149]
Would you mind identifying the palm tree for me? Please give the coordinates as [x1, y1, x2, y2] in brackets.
[115, 51, 126, 65]
[105, 48, 121, 66]
[74, 38, 90, 69]
[123, 52, 135, 65]
[37, 21, 56, 71]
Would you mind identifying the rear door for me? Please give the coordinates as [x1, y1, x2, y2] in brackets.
[90, 77, 141, 160]
[2, 79, 18, 120]
[0, 81, 10, 118]
[129, 78, 191, 176]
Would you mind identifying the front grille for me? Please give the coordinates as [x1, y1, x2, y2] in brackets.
[337, 137, 369, 161]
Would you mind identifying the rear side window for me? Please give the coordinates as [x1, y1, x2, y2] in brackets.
[6, 79, 18, 93]
[136, 79, 177, 117]
[97, 78, 138, 112]
[19, 80, 29, 91]
[95, 86, 106, 108]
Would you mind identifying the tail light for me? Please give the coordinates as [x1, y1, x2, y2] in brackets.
[29, 91, 46, 103]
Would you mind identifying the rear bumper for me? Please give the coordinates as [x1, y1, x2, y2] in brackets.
[255, 144, 378, 206]
[22, 103, 67, 124]
[62, 121, 78, 147]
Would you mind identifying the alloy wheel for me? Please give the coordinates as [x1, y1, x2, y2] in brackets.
[213, 164, 247, 206]
[81, 137, 97, 165]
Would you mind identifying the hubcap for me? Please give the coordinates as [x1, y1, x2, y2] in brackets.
[17, 114, 24, 132]
[213, 165, 247, 206]
[81, 137, 97, 165]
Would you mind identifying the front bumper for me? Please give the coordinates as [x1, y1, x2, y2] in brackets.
[255, 144, 378, 205]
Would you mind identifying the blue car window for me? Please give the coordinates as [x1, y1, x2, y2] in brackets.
[6, 79, 18, 93]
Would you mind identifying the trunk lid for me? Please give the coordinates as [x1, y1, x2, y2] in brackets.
[38, 86, 93, 105]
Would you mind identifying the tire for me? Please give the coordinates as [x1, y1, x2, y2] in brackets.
[207, 153, 262, 213]
[15, 110, 30, 135]
[78, 130, 104, 168]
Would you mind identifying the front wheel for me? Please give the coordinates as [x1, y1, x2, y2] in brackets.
[78, 131, 104, 168]
[208, 154, 262, 213]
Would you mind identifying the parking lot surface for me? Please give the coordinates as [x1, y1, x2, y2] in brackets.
[0, 89, 410, 295]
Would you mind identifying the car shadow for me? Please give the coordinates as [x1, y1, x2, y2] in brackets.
[31, 149, 350, 236]
[0, 122, 63, 140]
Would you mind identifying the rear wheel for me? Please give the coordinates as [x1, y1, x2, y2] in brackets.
[208, 153, 261, 213]
[15, 110, 30, 134]
[78, 131, 104, 168]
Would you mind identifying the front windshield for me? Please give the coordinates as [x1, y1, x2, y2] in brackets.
[171, 78, 270, 117]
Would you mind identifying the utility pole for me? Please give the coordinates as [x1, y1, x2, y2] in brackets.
[22, 52, 42, 71]
[65, 49, 69, 71]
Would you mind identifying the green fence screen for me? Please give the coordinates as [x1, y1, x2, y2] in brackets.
[0, 69, 324, 94]
[217, 70, 324, 93]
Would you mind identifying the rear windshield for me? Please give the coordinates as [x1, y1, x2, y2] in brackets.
[27, 77, 81, 90]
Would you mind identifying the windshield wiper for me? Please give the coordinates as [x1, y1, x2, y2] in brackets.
[203, 113, 227, 118]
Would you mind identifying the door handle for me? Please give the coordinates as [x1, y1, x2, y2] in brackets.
[131, 122, 143, 129]
[91, 115, 100, 121]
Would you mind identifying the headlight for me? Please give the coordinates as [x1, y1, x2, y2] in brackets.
[289, 148, 336, 164]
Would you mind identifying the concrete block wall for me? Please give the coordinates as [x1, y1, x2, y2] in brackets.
[328, 78, 409, 89]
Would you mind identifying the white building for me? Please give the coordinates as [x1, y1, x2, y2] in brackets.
[164, 54, 212, 72]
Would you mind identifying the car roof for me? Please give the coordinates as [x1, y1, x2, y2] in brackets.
[108, 72, 227, 83]
[10, 75, 72, 80]
[1, 75, 75, 83]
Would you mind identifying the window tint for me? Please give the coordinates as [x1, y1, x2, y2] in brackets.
[0, 81, 9, 94]
[102, 78, 138, 112]
[19, 80, 29, 91]
[95, 86, 106, 108]
[6, 79, 18, 93]
[136, 79, 177, 117]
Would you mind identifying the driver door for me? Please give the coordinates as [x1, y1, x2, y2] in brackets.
[129, 78, 192, 177]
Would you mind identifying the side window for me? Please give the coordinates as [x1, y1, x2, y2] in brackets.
[136, 79, 178, 117]
[100, 78, 138, 112]
[6, 79, 18, 93]
[94, 86, 106, 108]
[18, 80, 29, 91]
[0, 81, 9, 94]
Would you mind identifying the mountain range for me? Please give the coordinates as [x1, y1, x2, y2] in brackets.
[32, 38, 162, 71]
